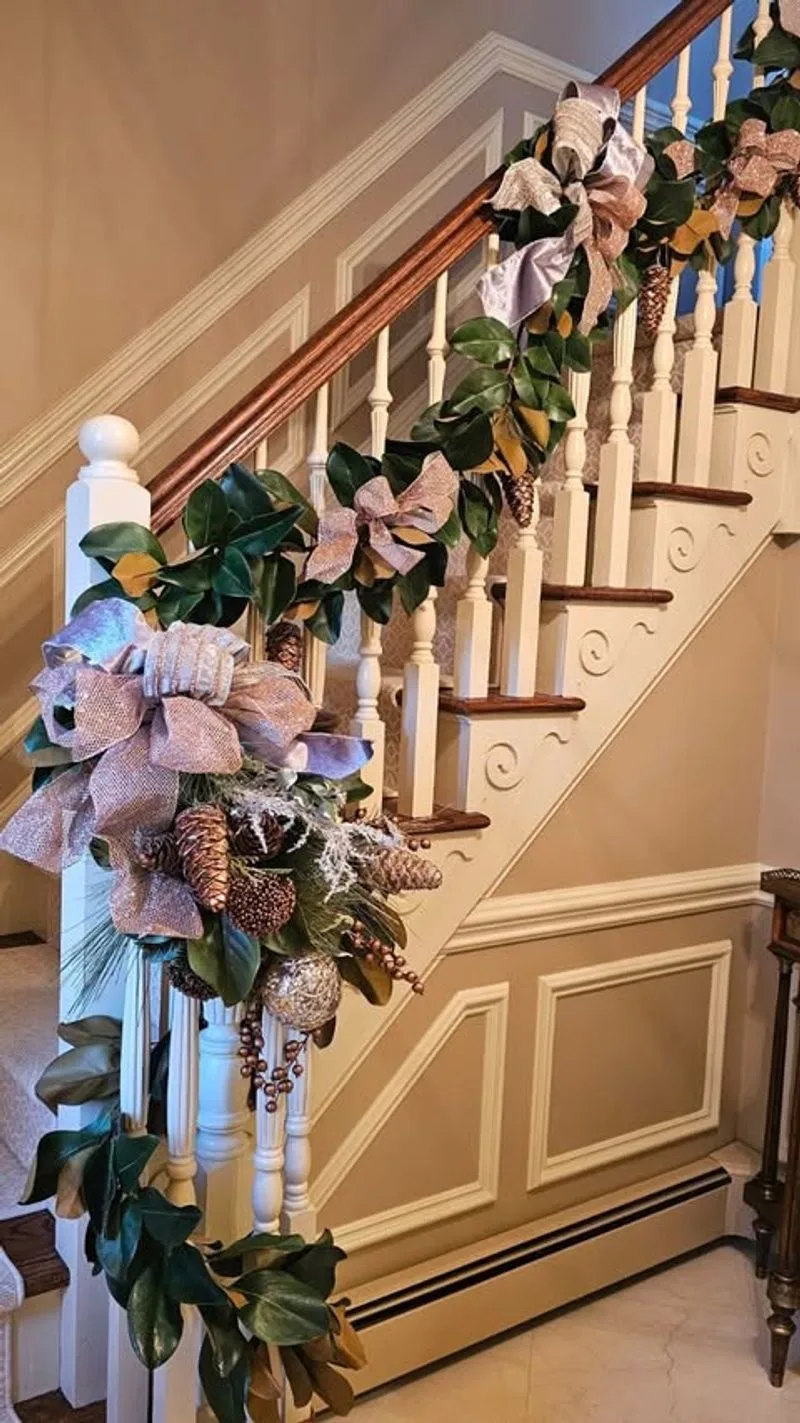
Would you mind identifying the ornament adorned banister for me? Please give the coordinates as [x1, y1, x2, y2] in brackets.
[149, 0, 733, 532]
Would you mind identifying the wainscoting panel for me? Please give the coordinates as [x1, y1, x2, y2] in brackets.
[527, 941, 732, 1189]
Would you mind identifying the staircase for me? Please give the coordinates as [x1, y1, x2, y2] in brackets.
[3, 0, 800, 1417]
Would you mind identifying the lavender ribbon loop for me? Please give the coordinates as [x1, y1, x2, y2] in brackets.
[479, 82, 652, 332]
[0, 598, 371, 939]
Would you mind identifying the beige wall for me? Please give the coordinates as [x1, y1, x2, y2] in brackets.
[758, 538, 800, 867]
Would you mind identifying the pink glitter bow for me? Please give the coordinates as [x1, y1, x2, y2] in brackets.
[305, 453, 458, 585]
[712, 118, 800, 238]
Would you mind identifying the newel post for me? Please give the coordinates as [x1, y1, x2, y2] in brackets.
[59, 417, 150, 1410]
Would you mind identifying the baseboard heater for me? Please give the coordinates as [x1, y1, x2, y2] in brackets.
[347, 1165, 731, 1393]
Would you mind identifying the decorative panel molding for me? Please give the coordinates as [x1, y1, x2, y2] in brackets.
[312, 983, 509, 1252]
[448, 863, 767, 952]
[527, 940, 732, 1189]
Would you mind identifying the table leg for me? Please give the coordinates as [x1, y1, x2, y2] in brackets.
[768, 988, 800, 1386]
[752, 955, 794, 1277]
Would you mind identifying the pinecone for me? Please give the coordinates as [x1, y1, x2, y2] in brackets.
[174, 804, 230, 912]
[266, 621, 303, 673]
[365, 847, 443, 894]
[132, 827, 182, 878]
[166, 956, 217, 1001]
[228, 807, 286, 860]
[500, 469, 537, 527]
[227, 870, 297, 937]
[639, 262, 671, 340]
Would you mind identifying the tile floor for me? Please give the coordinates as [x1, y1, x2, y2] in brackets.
[352, 1243, 800, 1422]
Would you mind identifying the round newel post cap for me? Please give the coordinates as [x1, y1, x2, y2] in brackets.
[78, 414, 141, 471]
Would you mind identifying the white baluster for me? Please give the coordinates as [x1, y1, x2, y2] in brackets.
[712, 6, 734, 122]
[500, 484, 542, 695]
[281, 1046, 316, 1239]
[787, 211, 800, 394]
[550, 369, 591, 583]
[592, 78, 641, 588]
[304, 386, 330, 706]
[398, 272, 449, 815]
[254, 437, 269, 469]
[720, 0, 771, 388]
[252, 1013, 287, 1233]
[639, 57, 691, 483]
[350, 327, 391, 809]
[59, 417, 150, 1410]
[154, 989, 201, 1423]
[452, 242, 497, 699]
[754, 203, 796, 393]
[196, 1001, 250, 1242]
[107, 945, 151, 1423]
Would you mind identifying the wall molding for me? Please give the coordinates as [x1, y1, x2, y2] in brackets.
[312, 983, 509, 1252]
[527, 939, 732, 1189]
[0, 33, 586, 512]
[447, 862, 768, 953]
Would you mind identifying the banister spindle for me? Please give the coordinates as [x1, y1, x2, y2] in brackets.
[196, 1001, 250, 1241]
[590, 85, 644, 584]
[304, 385, 330, 705]
[252, 1013, 287, 1232]
[154, 988, 201, 1423]
[254, 437, 269, 469]
[754, 202, 796, 393]
[351, 328, 391, 809]
[550, 368, 591, 583]
[281, 1045, 316, 1238]
[675, 24, 728, 486]
[639, 53, 691, 483]
[398, 272, 448, 816]
[720, 0, 770, 388]
[452, 235, 497, 700]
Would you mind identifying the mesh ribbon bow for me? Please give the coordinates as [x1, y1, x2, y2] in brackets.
[0, 599, 370, 939]
[305, 452, 458, 584]
[712, 117, 800, 238]
[479, 81, 653, 332]
[780, 0, 800, 38]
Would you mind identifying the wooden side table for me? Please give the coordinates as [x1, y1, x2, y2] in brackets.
[745, 869, 800, 1386]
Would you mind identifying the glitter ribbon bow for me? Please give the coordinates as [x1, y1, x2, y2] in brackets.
[780, 0, 800, 38]
[479, 82, 653, 332]
[711, 117, 800, 238]
[305, 452, 458, 585]
[0, 599, 371, 938]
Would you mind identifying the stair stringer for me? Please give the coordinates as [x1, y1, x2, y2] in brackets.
[311, 401, 792, 1129]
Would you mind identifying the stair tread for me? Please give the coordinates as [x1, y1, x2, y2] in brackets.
[17, 1392, 104, 1423]
[541, 584, 674, 604]
[383, 799, 491, 837]
[716, 386, 800, 413]
[0, 931, 46, 949]
[440, 691, 585, 716]
[584, 481, 752, 507]
[0, 1211, 69, 1298]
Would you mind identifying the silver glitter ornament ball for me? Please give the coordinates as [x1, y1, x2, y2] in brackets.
[259, 950, 342, 1031]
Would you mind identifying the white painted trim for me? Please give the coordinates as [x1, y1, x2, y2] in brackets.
[1, 511, 62, 595]
[448, 862, 768, 953]
[527, 940, 732, 1188]
[0, 33, 586, 511]
[313, 983, 508, 1252]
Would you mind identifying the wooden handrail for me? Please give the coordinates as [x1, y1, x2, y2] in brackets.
[151, 0, 731, 532]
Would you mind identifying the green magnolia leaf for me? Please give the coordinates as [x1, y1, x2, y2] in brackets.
[81, 1137, 117, 1235]
[257, 555, 297, 624]
[642, 174, 695, 230]
[434, 507, 462, 549]
[381, 442, 429, 495]
[356, 582, 394, 625]
[138, 1185, 202, 1249]
[254, 470, 317, 536]
[237, 1269, 331, 1346]
[448, 316, 517, 366]
[80, 523, 166, 566]
[446, 366, 509, 416]
[458, 480, 499, 557]
[58, 1017, 121, 1048]
[220, 463, 274, 521]
[284, 1231, 346, 1300]
[564, 331, 592, 373]
[158, 553, 215, 592]
[409, 403, 444, 444]
[229, 507, 302, 557]
[613, 253, 641, 315]
[741, 192, 781, 240]
[165, 1243, 230, 1307]
[301, 589, 345, 646]
[771, 94, 800, 133]
[438, 410, 494, 470]
[155, 589, 204, 626]
[71, 578, 127, 618]
[733, 19, 755, 61]
[24, 715, 72, 766]
[552, 274, 578, 319]
[338, 953, 393, 1007]
[213, 546, 254, 599]
[113, 1134, 159, 1191]
[208, 1231, 306, 1278]
[538, 383, 575, 423]
[127, 1263, 184, 1370]
[199, 1335, 248, 1423]
[505, 200, 578, 247]
[396, 561, 430, 615]
[186, 914, 259, 1007]
[183, 480, 230, 549]
[524, 341, 560, 378]
[21, 1123, 110, 1205]
[199, 1300, 246, 1378]
[754, 25, 800, 70]
[95, 1197, 142, 1283]
[35, 1040, 121, 1111]
[327, 444, 378, 508]
[510, 358, 547, 409]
